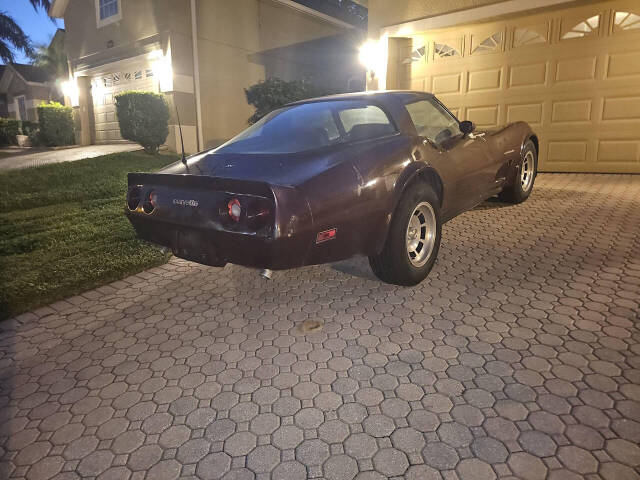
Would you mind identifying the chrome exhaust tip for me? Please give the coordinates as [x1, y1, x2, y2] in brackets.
[260, 269, 273, 280]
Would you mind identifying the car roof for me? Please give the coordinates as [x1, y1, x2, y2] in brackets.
[286, 90, 434, 107]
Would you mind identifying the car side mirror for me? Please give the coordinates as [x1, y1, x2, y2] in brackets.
[459, 120, 475, 135]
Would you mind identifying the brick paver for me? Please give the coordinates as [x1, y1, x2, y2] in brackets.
[1, 173, 639, 479]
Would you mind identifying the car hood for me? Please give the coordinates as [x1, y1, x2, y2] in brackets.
[158, 147, 350, 186]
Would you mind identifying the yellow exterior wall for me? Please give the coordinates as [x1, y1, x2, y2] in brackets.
[195, 0, 343, 148]
[367, 0, 505, 35]
[62, 0, 350, 151]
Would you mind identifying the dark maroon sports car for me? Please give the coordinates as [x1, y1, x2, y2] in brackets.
[126, 91, 538, 285]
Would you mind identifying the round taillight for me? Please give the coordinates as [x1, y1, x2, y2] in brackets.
[143, 189, 156, 214]
[127, 185, 142, 211]
[228, 198, 242, 222]
[246, 199, 272, 230]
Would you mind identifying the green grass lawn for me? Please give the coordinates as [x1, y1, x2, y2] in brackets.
[0, 151, 178, 320]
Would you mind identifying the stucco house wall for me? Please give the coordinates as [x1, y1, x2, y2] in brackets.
[366, 0, 505, 35]
[53, 0, 364, 152]
[0, 65, 59, 122]
[195, 0, 347, 147]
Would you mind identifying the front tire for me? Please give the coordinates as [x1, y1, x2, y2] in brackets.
[369, 184, 442, 286]
[499, 139, 537, 204]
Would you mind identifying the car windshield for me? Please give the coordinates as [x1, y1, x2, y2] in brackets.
[405, 98, 462, 144]
[215, 100, 396, 154]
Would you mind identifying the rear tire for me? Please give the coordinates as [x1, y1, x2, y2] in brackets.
[369, 183, 441, 286]
[499, 139, 537, 204]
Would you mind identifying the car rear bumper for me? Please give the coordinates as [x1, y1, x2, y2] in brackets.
[127, 213, 309, 270]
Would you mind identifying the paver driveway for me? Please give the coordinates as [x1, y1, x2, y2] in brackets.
[1, 173, 639, 480]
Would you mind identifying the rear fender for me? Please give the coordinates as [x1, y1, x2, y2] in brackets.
[372, 163, 444, 255]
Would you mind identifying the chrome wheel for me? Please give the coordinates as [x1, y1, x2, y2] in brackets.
[406, 202, 436, 267]
[520, 150, 535, 192]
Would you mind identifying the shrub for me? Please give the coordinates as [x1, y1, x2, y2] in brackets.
[20, 120, 39, 137]
[0, 118, 21, 146]
[115, 91, 169, 154]
[22, 121, 42, 146]
[37, 102, 75, 146]
[245, 77, 333, 124]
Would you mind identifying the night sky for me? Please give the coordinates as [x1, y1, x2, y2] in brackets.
[2, 1, 64, 64]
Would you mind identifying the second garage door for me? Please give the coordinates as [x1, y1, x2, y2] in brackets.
[387, 0, 640, 173]
[91, 60, 159, 143]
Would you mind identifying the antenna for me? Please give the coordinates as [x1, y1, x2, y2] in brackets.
[175, 103, 187, 166]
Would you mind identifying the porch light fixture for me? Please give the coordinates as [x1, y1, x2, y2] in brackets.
[151, 50, 173, 92]
[359, 40, 382, 79]
[61, 78, 79, 107]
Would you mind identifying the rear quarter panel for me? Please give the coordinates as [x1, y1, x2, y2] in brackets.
[301, 134, 412, 265]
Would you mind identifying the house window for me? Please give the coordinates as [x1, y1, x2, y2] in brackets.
[99, 0, 118, 19]
[613, 11, 640, 32]
[471, 32, 503, 55]
[95, 0, 122, 28]
[562, 15, 600, 40]
[513, 27, 547, 48]
[434, 43, 461, 58]
[403, 46, 426, 64]
[16, 96, 27, 121]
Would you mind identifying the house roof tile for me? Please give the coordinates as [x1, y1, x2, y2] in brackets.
[10, 64, 52, 84]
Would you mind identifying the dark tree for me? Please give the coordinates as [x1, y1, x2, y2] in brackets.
[0, 0, 52, 64]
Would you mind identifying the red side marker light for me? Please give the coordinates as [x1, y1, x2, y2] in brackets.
[228, 198, 242, 222]
[316, 228, 337, 244]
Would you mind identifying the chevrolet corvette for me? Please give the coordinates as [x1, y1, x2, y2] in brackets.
[126, 91, 538, 285]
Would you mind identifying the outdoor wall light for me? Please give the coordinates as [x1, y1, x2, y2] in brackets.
[359, 40, 382, 79]
[151, 50, 173, 93]
[61, 78, 79, 107]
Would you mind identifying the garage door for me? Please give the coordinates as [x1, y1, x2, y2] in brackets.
[91, 61, 159, 143]
[389, 0, 640, 173]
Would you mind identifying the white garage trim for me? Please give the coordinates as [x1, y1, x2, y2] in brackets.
[380, 0, 576, 37]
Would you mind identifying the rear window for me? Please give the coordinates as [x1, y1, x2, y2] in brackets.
[216, 100, 396, 154]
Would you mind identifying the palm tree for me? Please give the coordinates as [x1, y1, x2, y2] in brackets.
[29, 33, 67, 78]
[0, 0, 52, 64]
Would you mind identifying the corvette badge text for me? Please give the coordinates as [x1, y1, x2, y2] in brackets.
[173, 199, 199, 207]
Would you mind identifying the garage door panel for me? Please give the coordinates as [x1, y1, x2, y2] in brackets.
[551, 99, 592, 124]
[466, 105, 499, 127]
[432, 73, 462, 94]
[508, 62, 547, 88]
[606, 51, 640, 78]
[602, 96, 640, 120]
[467, 68, 502, 92]
[597, 140, 639, 163]
[555, 56, 597, 82]
[547, 140, 588, 163]
[507, 103, 544, 126]
[396, 0, 640, 172]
